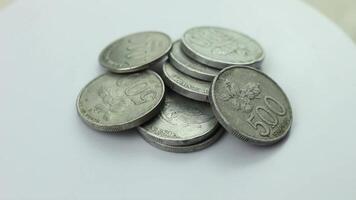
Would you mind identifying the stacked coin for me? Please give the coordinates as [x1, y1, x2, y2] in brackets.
[77, 26, 293, 153]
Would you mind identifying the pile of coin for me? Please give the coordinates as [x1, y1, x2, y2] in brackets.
[76, 26, 293, 153]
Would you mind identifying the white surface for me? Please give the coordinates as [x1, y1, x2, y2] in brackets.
[1, 0, 356, 199]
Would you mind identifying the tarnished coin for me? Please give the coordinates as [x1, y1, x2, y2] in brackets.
[182, 26, 264, 69]
[169, 40, 219, 81]
[137, 90, 219, 146]
[162, 62, 210, 102]
[76, 70, 165, 132]
[99, 31, 172, 73]
[210, 66, 292, 145]
[141, 127, 224, 153]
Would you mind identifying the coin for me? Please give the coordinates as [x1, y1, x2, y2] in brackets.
[182, 26, 264, 69]
[137, 90, 219, 146]
[76, 70, 165, 132]
[169, 40, 219, 81]
[162, 62, 210, 102]
[209, 66, 292, 145]
[99, 31, 172, 73]
[141, 127, 224, 153]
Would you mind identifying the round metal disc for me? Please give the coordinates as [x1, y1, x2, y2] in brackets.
[182, 26, 264, 69]
[141, 127, 224, 153]
[99, 31, 172, 73]
[137, 90, 219, 146]
[162, 62, 210, 102]
[76, 70, 165, 132]
[169, 40, 219, 81]
[209, 66, 292, 145]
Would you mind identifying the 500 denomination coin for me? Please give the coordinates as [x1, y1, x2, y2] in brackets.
[182, 26, 264, 69]
[141, 127, 224, 153]
[76, 70, 165, 132]
[162, 62, 210, 102]
[169, 40, 219, 81]
[209, 66, 292, 145]
[138, 90, 219, 146]
[99, 31, 172, 73]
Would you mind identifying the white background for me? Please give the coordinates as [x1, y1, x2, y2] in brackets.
[1, 0, 356, 199]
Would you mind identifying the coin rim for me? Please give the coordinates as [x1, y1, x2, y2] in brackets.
[76, 70, 166, 132]
[209, 66, 293, 145]
[162, 62, 210, 102]
[169, 40, 219, 81]
[181, 26, 265, 69]
[141, 127, 224, 153]
[99, 31, 172, 73]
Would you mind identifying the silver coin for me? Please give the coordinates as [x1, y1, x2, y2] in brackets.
[141, 127, 224, 153]
[210, 66, 292, 145]
[169, 40, 219, 81]
[137, 90, 219, 146]
[76, 70, 165, 132]
[162, 62, 210, 102]
[182, 26, 264, 69]
[99, 31, 172, 73]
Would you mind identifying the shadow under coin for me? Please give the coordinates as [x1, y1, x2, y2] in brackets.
[76, 115, 144, 157]
[212, 131, 289, 168]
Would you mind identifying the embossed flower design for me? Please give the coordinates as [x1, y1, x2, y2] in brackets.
[93, 87, 123, 121]
[221, 79, 261, 113]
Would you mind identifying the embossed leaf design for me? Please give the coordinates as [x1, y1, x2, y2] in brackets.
[240, 98, 253, 113]
[98, 86, 109, 98]
[231, 98, 241, 111]
[109, 102, 123, 113]
[221, 78, 238, 101]
[242, 82, 261, 100]
[94, 86, 122, 121]
[94, 104, 107, 114]
[102, 112, 111, 121]
[221, 80, 261, 113]
[212, 43, 238, 56]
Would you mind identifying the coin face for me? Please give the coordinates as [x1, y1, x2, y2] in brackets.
[210, 66, 292, 145]
[141, 127, 224, 153]
[182, 26, 264, 69]
[138, 90, 219, 146]
[76, 70, 165, 132]
[162, 62, 210, 102]
[99, 31, 172, 73]
[169, 40, 219, 81]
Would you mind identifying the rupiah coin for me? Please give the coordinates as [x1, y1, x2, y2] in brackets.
[99, 31, 172, 73]
[137, 90, 219, 146]
[209, 66, 292, 145]
[76, 70, 165, 132]
[162, 62, 210, 102]
[182, 26, 264, 69]
[169, 40, 219, 81]
[141, 127, 224, 153]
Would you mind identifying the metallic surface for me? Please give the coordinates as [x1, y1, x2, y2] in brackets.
[99, 31, 172, 73]
[76, 70, 165, 132]
[209, 66, 292, 145]
[182, 26, 264, 69]
[137, 90, 219, 146]
[169, 40, 219, 81]
[162, 62, 210, 102]
[141, 127, 225, 153]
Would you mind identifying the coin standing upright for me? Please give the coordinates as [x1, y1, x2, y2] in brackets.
[182, 26, 264, 69]
[209, 66, 292, 145]
[99, 31, 172, 73]
[77, 70, 165, 132]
